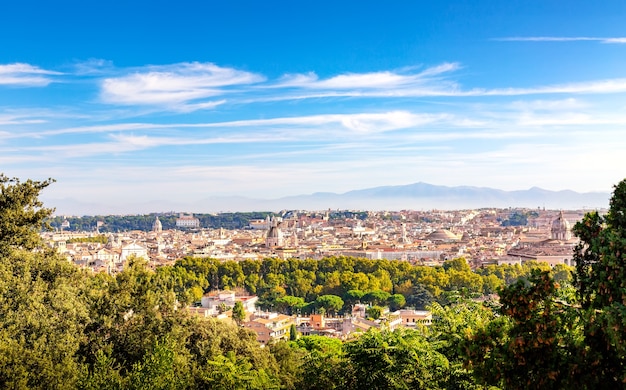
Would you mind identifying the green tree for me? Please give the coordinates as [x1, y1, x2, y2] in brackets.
[572, 178, 626, 385]
[232, 301, 245, 326]
[387, 293, 406, 311]
[462, 270, 583, 389]
[290, 336, 346, 390]
[0, 249, 90, 389]
[0, 174, 55, 254]
[344, 328, 449, 389]
[366, 306, 383, 320]
[275, 295, 306, 315]
[429, 300, 495, 389]
[289, 323, 298, 341]
[406, 284, 434, 310]
[315, 295, 344, 316]
[362, 290, 391, 306]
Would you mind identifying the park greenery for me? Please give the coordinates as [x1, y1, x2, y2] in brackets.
[2, 172, 626, 389]
[48, 212, 274, 232]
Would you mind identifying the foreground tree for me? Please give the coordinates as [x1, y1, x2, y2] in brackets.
[463, 179, 626, 389]
[462, 270, 583, 389]
[0, 174, 54, 254]
[344, 328, 449, 389]
[572, 178, 626, 386]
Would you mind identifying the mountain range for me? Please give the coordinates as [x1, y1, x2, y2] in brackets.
[44, 182, 611, 216]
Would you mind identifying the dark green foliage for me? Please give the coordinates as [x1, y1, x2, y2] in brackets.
[462, 179, 626, 389]
[344, 328, 449, 389]
[462, 271, 583, 389]
[406, 284, 435, 309]
[0, 249, 90, 389]
[500, 210, 529, 227]
[48, 212, 273, 232]
[0, 174, 54, 254]
[315, 295, 344, 315]
[571, 179, 626, 386]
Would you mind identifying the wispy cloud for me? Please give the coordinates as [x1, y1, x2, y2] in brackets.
[7, 111, 448, 140]
[276, 63, 460, 90]
[72, 58, 115, 75]
[101, 62, 264, 109]
[196, 111, 445, 133]
[0, 63, 61, 86]
[476, 78, 626, 96]
[497, 36, 626, 44]
[93, 60, 626, 112]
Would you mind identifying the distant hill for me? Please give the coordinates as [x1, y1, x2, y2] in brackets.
[44, 182, 610, 216]
[263, 182, 609, 212]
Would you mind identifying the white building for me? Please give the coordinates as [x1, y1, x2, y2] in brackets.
[120, 242, 148, 262]
[176, 213, 200, 229]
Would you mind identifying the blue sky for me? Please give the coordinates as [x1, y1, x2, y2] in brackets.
[1, 1, 626, 214]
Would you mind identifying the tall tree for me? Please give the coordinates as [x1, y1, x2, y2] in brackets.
[232, 301, 245, 326]
[0, 174, 54, 254]
[572, 178, 626, 385]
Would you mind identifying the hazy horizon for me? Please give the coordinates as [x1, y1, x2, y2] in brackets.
[43, 182, 611, 216]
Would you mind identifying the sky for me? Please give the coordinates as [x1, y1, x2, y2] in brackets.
[1, 1, 626, 214]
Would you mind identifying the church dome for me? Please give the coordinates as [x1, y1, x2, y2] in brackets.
[426, 229, 460, 242]
[551, 211, 571, 241]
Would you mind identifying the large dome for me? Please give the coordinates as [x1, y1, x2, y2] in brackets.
[426, 229, 459, 242]
[551, 211, 571, 240]
[551, 212, 570, 231]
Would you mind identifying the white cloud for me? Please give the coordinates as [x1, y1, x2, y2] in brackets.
[509, 98, 587, 111]
[497, 36, 626, 44]
[0, 63, 61, 86]
[476, 78, 626, 96]
[194, 111, 444, 134]
[275, 62, 460, 90]
[101, 62, 264, 108]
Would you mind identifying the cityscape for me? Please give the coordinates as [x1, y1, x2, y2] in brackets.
[48, 207, 586, 273]
[43, 205, 589, 345]
[2, 0, 626, 388]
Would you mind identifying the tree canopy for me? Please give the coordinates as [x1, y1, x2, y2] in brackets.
[0, 174, 54, 254]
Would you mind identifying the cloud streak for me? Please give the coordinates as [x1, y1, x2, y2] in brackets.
[91, 60, 626, 112]
[0, 63, 61, 86]
[100, 62, 264, 109]
[497, 36, 626, 44]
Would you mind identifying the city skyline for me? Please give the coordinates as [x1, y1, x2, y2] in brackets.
[1, 1, 626, 214]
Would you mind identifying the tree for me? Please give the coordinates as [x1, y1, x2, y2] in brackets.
[232, 301, 245, 326]
[344, 328, 449, 389]
[462, 270, 583, 389]
[429, 300, 495, 390]
[275, 295, 306, 315]
[315, 295, 344, 316]
[0, 174, 55, 254]
[366, 306, 383, 320]
[572, 178, 626, 385]
[406, 284, 434, 310]
[362, 290, 391, 306]
[289, 336, 346, 390]
[386, 294, 406, 311]
[289, 324, 298, 341]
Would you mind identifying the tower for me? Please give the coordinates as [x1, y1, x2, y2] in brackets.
[152, 216, 163, 233]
